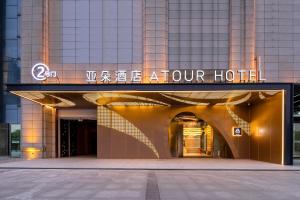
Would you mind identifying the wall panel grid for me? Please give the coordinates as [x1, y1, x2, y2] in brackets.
[49, 0, 143, 65]
[168, 0, 230, 70]
[255, 0, 299, 82]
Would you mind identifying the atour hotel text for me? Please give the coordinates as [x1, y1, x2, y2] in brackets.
[85, 69, 266, 83]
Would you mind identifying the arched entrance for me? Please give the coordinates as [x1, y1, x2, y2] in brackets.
[169, 112, 233, 158]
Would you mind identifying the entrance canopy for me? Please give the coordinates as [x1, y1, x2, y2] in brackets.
[7, 83, 292, 109]
[6, 83, 294, 165]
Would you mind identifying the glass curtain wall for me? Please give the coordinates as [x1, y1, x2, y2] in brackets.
[0, 0, 21, 157]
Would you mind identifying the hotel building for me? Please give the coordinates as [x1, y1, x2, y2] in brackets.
[2, 0, 300, 165]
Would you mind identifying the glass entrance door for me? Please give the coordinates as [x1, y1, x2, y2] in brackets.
[60, 119, 97, 157]
[183, 127, 201, 157]
[183, 122, 213, 157]
[169, 112, 215, 158]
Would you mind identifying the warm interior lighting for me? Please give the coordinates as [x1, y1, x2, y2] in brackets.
[44, 105, 53, 109]
[160, 93, 210, 106]
[182, 121, 213, 157]
[183, 127, 202, 136]
[107, 102, 164, 106]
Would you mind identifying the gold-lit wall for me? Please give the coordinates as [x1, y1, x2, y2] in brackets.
[21, 98, 43, 160]
[250, 93, 283, 164]
[44, 106, 56, 158]
[21, 98, 56, 160]
[94, 100, 282, 163]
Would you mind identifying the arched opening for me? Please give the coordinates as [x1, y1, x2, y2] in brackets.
[169, 112, 233, 158]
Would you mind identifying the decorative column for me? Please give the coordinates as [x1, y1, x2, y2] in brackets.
[143, 0, 168, 82]
[21, 0, 53, 159]
[229, 0, 256, 80]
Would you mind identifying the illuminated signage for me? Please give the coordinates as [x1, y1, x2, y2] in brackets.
[85, 69, 266, 83]
[31, 63, 57, 81]
[31, 63, 266, 83]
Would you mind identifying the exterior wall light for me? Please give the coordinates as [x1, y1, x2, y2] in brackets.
[23, 147, 41, 160]
[256, 128, 265, 137]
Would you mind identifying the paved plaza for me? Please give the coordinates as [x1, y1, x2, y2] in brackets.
[0, 158, 299, 200]
[0, 157, 300, 170]
[0, 169, 300, 200]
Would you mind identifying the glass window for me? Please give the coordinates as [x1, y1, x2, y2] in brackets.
[295, 131, 300, 141]
[5, 6, 18, 18]
[294, 124, 300, 157]
[6, 0, 18, 6]
[5, 40, 18, 58]
[10, 124, 21, 158]
[5, 19, 18, 39]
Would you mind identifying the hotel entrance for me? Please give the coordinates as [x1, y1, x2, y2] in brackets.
[7, 83, 293, 165]
[169, 112, 232, 158]
[182, 121, 214, 158]
[59, 119, 97, 157]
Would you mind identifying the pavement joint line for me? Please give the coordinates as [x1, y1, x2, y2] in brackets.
[146, 172, 160, 200]
[0, 167, 300, 171]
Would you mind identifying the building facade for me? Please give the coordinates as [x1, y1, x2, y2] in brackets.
[5, 0, 300, 164]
